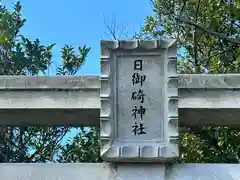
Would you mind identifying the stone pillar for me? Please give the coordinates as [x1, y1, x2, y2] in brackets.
[100, 40, 178, 178]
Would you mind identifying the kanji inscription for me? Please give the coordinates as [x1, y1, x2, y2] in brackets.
[117, 55, 165, 141]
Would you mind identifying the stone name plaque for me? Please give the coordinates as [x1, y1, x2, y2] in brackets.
[100, 40, 178, 162]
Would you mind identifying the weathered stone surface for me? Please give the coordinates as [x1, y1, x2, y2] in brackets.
[100, 39, 177, 50]
[0, 163, 239, 180]
[0, 74, 240, 126]
[0, 74, 239, 89]
[179, 74, 240, 89]
[167, 163, 240, 180]
[100, 40, 178, 162]
[0, 75, 99, 89]
[0, 90, 99, 108]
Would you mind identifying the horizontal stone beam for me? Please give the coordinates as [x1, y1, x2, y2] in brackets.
[0, 75, 239, 126]
[0, 163, 239, 180]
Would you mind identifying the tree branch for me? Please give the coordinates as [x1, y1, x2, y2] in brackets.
[193, 0, 201, 73]
[103, 14, 129, 40]
[176, 16, 240, 44]
[103, 15, 117, 40]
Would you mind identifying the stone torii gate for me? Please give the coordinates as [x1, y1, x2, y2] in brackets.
[0, 40, 240, 179]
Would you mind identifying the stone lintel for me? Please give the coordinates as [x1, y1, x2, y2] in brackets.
[0, 74, 239, 89]
[179, 74, 240, 89]
[0, 75, 239, 126]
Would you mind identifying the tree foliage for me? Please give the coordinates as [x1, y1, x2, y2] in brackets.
[0, 1, 94, 162]
[57, 127, 101, 163]
[138, 0, 240, 74]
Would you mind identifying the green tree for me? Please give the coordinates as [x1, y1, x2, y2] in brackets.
[0, 1, 93, 162]
[57, 127, 101, 163]
[137, 0, 240, 163]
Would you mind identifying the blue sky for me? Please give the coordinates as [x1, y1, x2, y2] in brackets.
[4, 0, 153, 75]
[3, 0, 154, 143]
